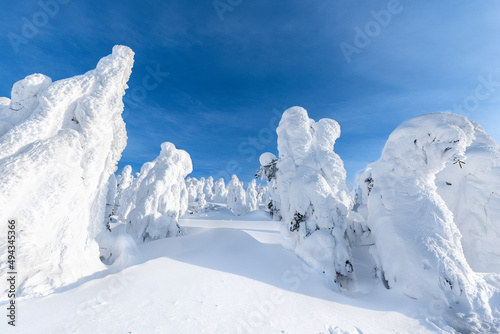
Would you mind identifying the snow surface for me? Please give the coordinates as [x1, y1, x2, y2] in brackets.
[0, 45, 134, 299]
[2, 207, 445, 334]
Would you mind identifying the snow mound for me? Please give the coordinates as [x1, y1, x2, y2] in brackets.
[0, 45, 134, 299]
[364, 112, 499, 332]
[124, 142, 193, 243]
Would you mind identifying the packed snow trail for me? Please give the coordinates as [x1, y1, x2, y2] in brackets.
[2, 207, 442, 334]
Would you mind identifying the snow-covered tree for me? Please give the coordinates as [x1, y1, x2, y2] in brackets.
[256, 152, 280, 219]
[203, 176, 215, 201]
[435, 120, 500, 274]
[117, 165, 134, 192]
[260, 106, 355, 290]
[214, 177, 228, 203]
[364, 113, 498, 332]
[104, 173, 118, 231]
[198, 193, 207, 210]
[197, 177, 206, 197]
[0, 46, 134, 298]
[125, 142, 193, 243]
[257, 185, 268, 205]
[246, 179, 259, 211]
[186, 177, 199, 203]
[226, 174, 247, 216]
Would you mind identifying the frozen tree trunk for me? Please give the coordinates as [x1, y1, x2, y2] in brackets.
[0, 46, 134, 299]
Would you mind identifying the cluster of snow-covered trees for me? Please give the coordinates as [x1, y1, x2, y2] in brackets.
[258, 107, 500, 332]
[184, 174, 266, 215]
[1, 45, 499, 332]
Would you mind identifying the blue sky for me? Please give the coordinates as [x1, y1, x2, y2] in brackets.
[1, 0, 500, 184]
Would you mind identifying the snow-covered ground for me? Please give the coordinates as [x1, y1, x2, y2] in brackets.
[2, 205, 447, 334]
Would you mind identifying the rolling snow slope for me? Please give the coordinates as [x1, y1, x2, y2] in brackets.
[1, 206, 450, 334]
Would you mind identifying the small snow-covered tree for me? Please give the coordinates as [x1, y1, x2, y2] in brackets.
[186, 177, 198, 203]
[256, 152, 280, 219]
[214, 178, 228, 203]
[197, 177, 205, 197]
[117, 165, 134, 194]
[114, 165, 135, 220]
[104, 173, 118, 231]
[125, 142, 192, 243]
[226, 174, 247, 216]
[198, 193, 207, 210]
[203, 176, 215, 201]
[246, 179, 259, 211]
[257, 185, 268, 205]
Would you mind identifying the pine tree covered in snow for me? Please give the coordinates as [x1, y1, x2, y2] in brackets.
[214, 177, 228, 203]
[226, 174, 247, 216]
[0, 46, 134, 299]
[117, 165, 134, 198]
[246, 179, 259, 212]
[125, 142, 192, 243]
[260, 106, 356, 290]
[186, 177, 199, 203]
[198, 193, 207, 210]
[435, 120, 500, 274]
[363, 113, 499, 332]
[257, 184, 268, 205]
[203, 176, 215, 201]
[256, 152, 281, 219]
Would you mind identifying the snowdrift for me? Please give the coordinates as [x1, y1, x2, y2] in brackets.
[360, 112, 500, 332]
[0, 46, 134, 299]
